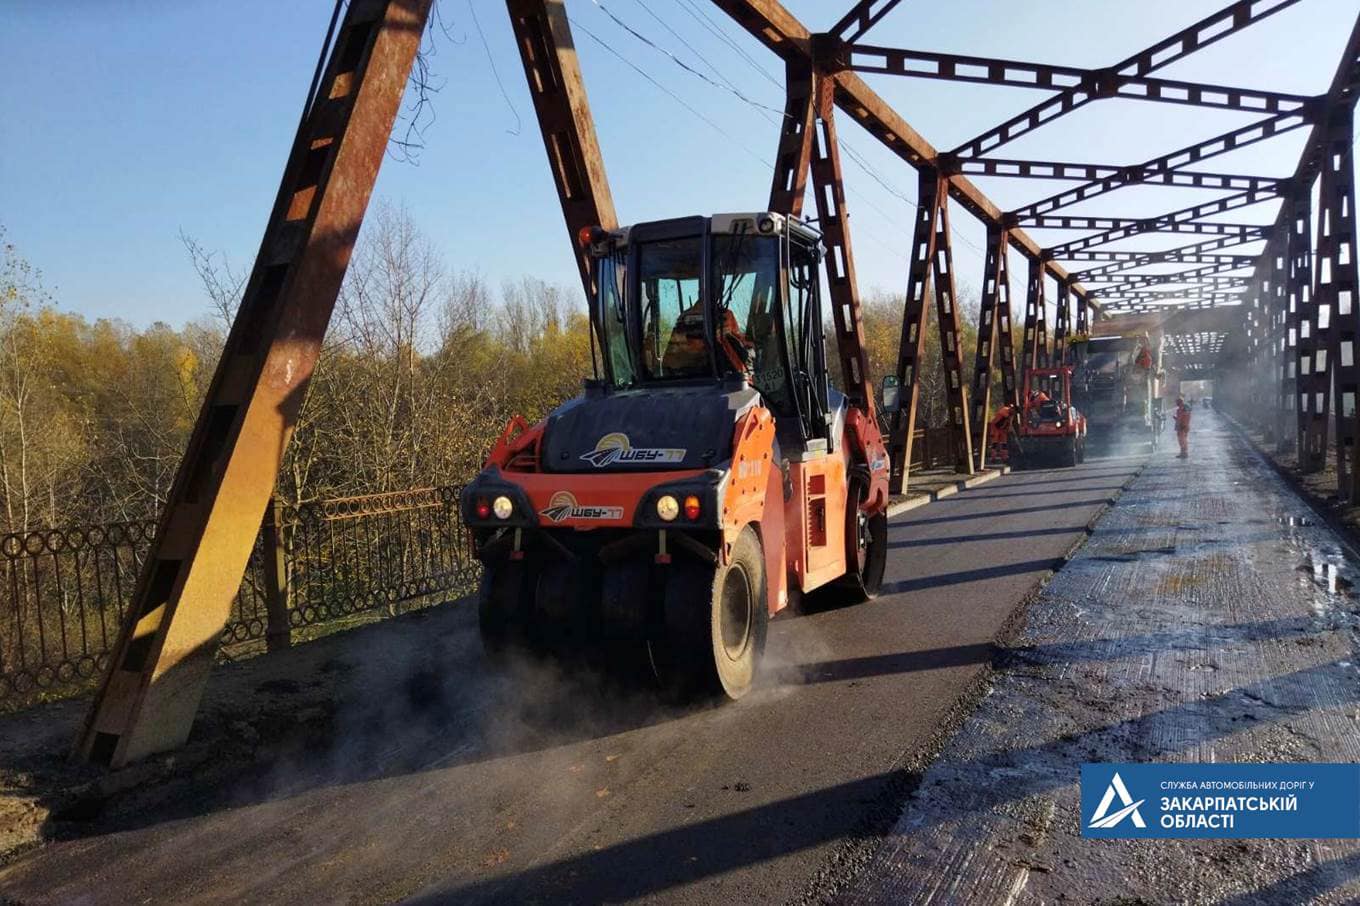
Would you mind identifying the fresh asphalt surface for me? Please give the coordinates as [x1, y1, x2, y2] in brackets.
[0, 456, 1143, 905]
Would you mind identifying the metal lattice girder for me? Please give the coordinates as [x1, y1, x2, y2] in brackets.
[1104, 286, 1245, 302]
[1047, 220, 1271, 258]
[951, 0, 1303, 158]
[830, 0, 905, 43]
[808, 72, 876, 416]
[73, 0, 433, 767]
[1053, 280, 1071, 364]
[1076, 290, 1090, 341]
[1096, 265, 1252, 291]
[706, 2, 1097, 316]
[768, 59, 817, 218]
[1072, 247, 1259, 281]
[508, 0, 618, 305]
[1275, 239, 1297, 451]
[968, 225, 1011, 468]
[888, 171, 942, 492]
[926, 179, 974, 473]
[887, 170, 974, 490]
[1020, 256, 1050, 369]
[956, 157, 1283, 194]
[1014, 116, 1305, 221]
[1287, 193, 1328, 469]
[997, 251, 1020, 410]
[1317, 107, 1360, 497]
[848, 45, 1311, 117]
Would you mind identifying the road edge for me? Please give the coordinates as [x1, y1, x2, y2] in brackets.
[796, 458, 1148, 906]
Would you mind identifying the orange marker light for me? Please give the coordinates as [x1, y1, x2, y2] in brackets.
[578, 225, 597, 247]
[683, 495, 701, 521]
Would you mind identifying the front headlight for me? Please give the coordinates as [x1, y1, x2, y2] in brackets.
[656, 494, 679, 522]
[492, 495, 514, 520]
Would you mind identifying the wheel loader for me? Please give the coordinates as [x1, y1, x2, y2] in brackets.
[461, 212, 890, 699]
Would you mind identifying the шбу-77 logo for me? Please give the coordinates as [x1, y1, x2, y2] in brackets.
[539, 491, 624, 523]
[580, 432, 685, 468]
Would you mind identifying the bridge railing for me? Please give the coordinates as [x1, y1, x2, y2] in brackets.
[909, 427, 959, 470]
[0, 486, 479, 710]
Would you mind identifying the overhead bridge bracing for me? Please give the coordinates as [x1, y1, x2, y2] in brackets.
[68, 0, 1360, 766]
[711, 0, 1360, 493]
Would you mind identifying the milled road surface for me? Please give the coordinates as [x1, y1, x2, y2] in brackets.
[842, 410, 1360, 904]
[0, 458, 1140, 905]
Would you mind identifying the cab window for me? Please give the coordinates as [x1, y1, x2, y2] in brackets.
[598, 251, 634, 388]
[637, 237, 710, 380]
[711, 234, 791, 414]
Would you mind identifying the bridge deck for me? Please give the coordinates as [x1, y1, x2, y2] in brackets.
[4, 415, 1348, 903]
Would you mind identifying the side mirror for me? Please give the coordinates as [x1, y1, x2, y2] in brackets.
[881, 375, 901, 413]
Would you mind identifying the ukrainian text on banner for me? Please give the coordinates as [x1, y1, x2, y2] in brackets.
[1081, 763, 1360, 839]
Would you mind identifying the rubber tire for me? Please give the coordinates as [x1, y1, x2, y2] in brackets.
[822, 479, 887, 606]
[1076, 437, 1086, 463]
[478, 564, 531, 661]
[531, 559, 578, 653]
[651, 527, 767, 701]
[1066, 437, 1079, 467]
[600, 558, 651, 641]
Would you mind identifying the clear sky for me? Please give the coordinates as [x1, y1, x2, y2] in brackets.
[2, 0, 1356, 330]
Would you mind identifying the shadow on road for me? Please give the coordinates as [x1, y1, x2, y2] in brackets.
[413, 653, 1351, 904]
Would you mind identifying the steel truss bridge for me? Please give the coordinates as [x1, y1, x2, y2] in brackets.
[65, 0, 1360, 767]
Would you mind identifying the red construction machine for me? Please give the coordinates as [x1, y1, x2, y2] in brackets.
[1009, 366, 1088, 468]
[461, 213, 890, 699]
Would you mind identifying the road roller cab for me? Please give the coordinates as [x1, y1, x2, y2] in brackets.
[461, 213, 890, 699]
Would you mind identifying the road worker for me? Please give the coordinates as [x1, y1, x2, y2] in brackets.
[1174, 396, 1192, 459]
[988, 403, 1014, 462]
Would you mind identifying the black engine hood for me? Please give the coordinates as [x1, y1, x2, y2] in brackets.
[541, 383, 760, 473]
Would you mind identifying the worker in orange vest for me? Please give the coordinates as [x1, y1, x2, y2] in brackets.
[1174, 396, 1192, 459]
[988, 403, 1014, 461]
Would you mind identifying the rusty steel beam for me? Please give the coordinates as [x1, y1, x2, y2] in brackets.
[808, 73, 877, 415]
[74, 0, 433, 767]
[1105, 285, 1245, 301]
[1053, 280, 1071, 365]
[1014, 113, 1306, 221]
[768, 62, 878, 417]
[1318, 107, 1360, 498]
[830, 0, 906, 43]
[1021, 257, 1047, 370]
[968, 224, 1009, 468]
[887, 170, 973, 490]
[1107, 270, 1250, 286]
[1072, 249, 1258, 281]
[1290, 192, 1327, 469]
[508, 0, 618, 306]
[768, 59, 817, 218]
[849, 44, 1311, 116]
[1047, 221, 1271, 259]
[951, 0, 1303, 158]
[888, 169, 940, 492]
[1221, 11, 1360, 463]
[957, 157, 1282, 194]
[1274, 240, 1295, 452]
[707, 0, 1099, 313]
